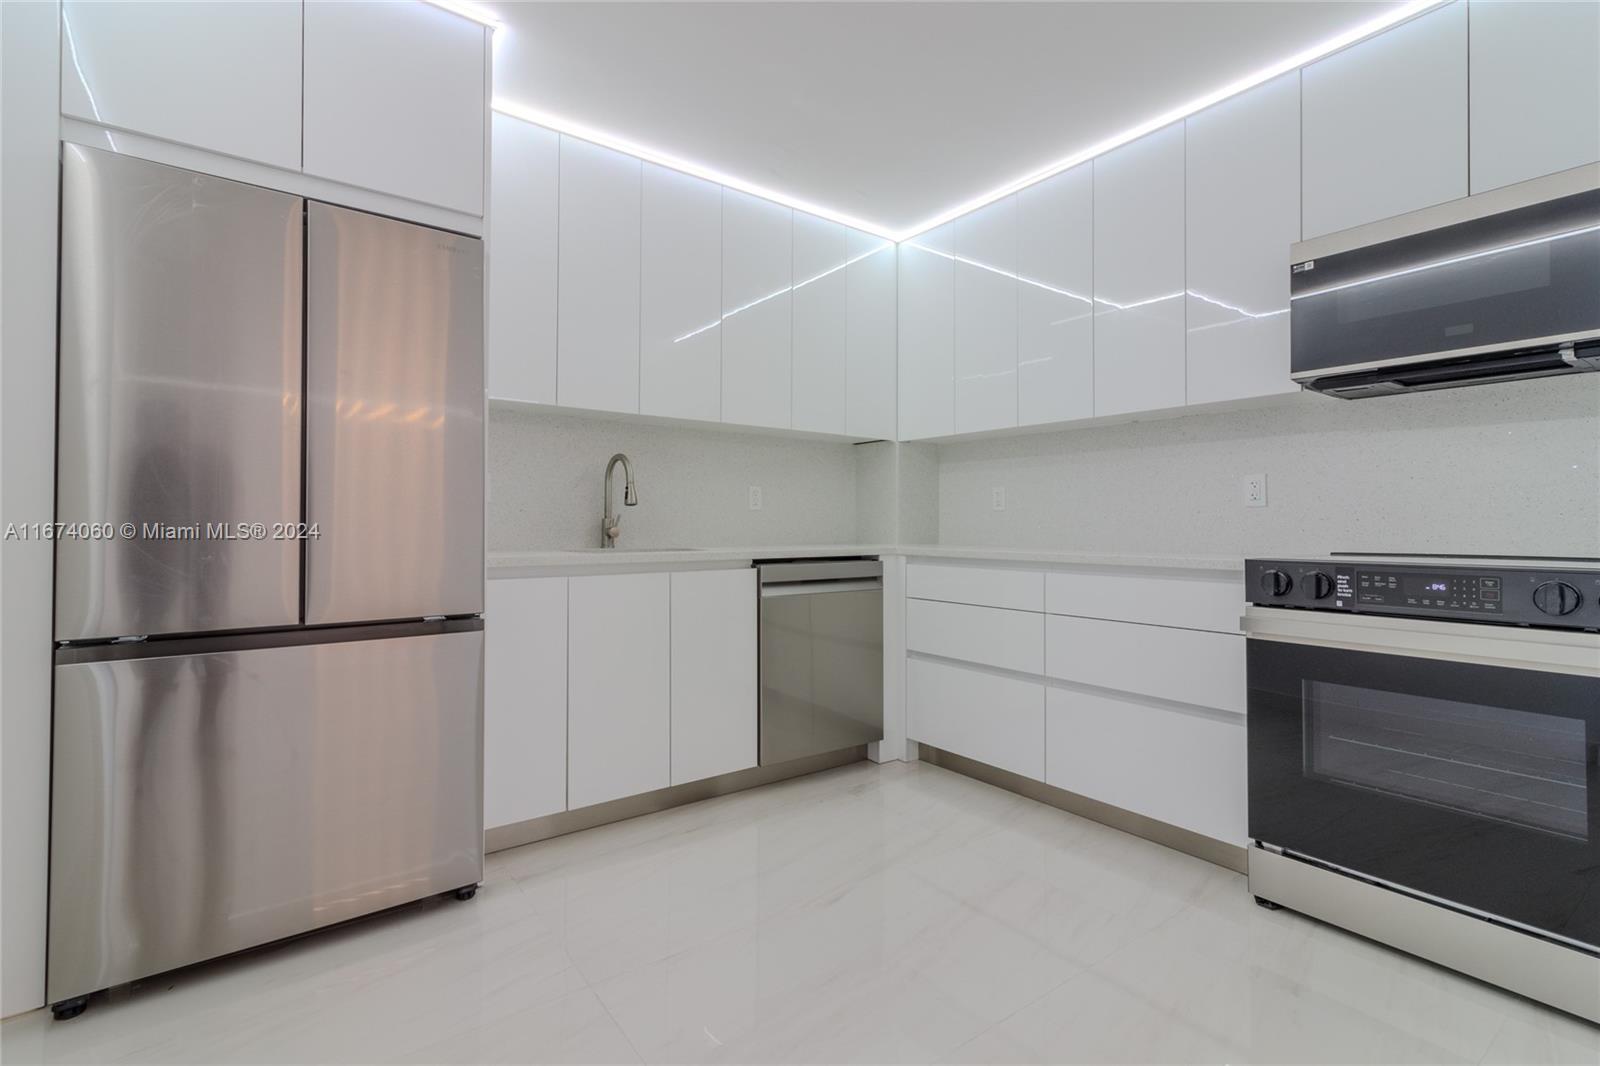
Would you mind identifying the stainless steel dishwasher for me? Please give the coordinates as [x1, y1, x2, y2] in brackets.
[758, 559, 884, 765]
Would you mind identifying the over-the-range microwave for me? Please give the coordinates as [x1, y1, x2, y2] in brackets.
[1290, 165, 1600, 398]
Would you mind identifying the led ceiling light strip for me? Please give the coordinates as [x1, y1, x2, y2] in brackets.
[493, 0, 1444, 243]
[424, 0, 502, 31]
[896, 0, 1445, 240]
[493, 99, 900, 240]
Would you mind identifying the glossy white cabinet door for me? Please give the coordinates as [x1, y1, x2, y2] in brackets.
[60, 0, 301, 169]
[1468, 0, 1600, 193]
[1093, 125, 1186, 417]
[721, 189, 793, 428]
[484, 578, 567, 829]
[897, 224, 956, 440]
[303, 1, 486, 214]
[558, 137, 642, 414]
[1185, 73, 1300, 407]
[1302, 1, 1468, 238]
[670, 569, 757, 785]
[487, 114, 559, 404]
[641, 164, 722, 421]
[791, 212, 850, 434]
[907, 658, 1045, 780]
[845, 231, 898, 440]
[953, 195, 1019, 433]
[568, 573, 671, 810]
[1017, 166, 1094, 425]
[1046, 687, 1246, 844]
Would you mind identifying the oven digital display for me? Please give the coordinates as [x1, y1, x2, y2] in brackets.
[1355, 569, 1503, 612]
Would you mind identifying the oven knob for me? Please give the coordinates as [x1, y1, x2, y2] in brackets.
[1260, 569, 1293, 597]
[1307, 571, 1334, 600]
[1532, 581, 1581, 616]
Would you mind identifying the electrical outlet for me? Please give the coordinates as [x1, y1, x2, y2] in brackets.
[991, 487, 1006, 511]
[748, 486, 763, 511]
[1242, 473, 1267, 508]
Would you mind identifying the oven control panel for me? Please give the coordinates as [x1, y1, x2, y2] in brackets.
[1245, 559, 1600, 630]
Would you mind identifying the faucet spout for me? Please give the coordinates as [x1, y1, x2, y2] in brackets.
[601, 453, 637, 548]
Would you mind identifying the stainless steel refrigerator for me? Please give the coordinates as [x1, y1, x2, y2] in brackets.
[47, 145, 485, 1017]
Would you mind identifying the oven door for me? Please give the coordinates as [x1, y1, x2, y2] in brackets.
[1244, 607, 1600, 951]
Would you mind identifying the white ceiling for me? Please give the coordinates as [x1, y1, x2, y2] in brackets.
[486, 1, 1403, 236]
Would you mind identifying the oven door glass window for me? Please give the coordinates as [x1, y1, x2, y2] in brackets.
[1305, 681, 1587, 841]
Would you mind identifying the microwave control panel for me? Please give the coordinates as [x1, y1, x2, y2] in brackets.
[1246, 559, 1600, 631]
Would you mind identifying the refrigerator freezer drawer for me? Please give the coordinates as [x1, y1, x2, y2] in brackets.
[55, 144, 303, 641]
[305, 202, 485, 625]
[47, 627, 484, 1004]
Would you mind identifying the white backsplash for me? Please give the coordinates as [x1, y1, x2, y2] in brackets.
[935, 375, 1600, 558]
[488, 405, 861, 551]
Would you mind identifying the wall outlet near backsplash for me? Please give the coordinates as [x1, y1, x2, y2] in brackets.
[991, 487, 1006, 511]
[1242, 473, 1268, 508]
[748, 486, 763, 511]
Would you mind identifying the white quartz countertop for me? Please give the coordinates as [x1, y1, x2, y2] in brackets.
[488, 544, 1244, 577]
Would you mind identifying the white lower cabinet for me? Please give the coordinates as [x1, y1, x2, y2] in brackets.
[484, 577, 568, 829]
[567, 572, 671, 809]
[1045, 687, 1246, 845]
[670, 569, 757, 785]
[908, 657, 1044, 780]
[1045, 615, 1244, 714]
[906, 598, 1043, 675]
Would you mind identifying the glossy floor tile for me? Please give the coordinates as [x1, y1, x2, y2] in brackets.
[3, 761, 1595, 1064]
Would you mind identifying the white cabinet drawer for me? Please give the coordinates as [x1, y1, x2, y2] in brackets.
[1046, 687, 1245, 844]
[1045, 616, 1244, 713]
[907, 563, 1043, 612]
[1044, 570, 1243, 633]
[907, 599, 1043, 675]
[908, 658, 1044, 780]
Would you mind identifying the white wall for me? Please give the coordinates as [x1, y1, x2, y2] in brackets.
[488, 405, 862, 551]
[1, 0, 59, 1018]
[855, 441, 939, 544]
[937, 377, 1600, 558]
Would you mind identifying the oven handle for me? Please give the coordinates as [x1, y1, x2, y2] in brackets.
[1241, 606, 1600, 679]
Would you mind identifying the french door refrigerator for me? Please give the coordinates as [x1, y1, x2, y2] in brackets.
[47, 145, 485, 1015]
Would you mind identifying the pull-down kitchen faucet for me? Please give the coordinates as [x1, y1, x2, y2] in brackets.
[601, 453, 638, 548]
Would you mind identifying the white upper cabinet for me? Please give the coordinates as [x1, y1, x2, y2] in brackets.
[1017, 165, 1094, 426]
[845, 230, 898, 440]
[721, 189, 793, 428]
[1468, 0, 1600, 194]
[952, 195, 1019, 434]
[484, 577, 567, 829]
[1302, 2, 1468, 238]
[640, 164, 723, 422]
[1185, 72, 1301, 407]
[487, 114, 559, 404]
[898, 224, 956, 440]
[1093, 124, 1186, 417]
[59, 0, 302, 170]
[558, 136, 642, 414]
[791, 212, 851, 434]
[303, 1, 487, 215]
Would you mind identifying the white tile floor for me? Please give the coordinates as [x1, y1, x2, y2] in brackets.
[3, 760, 1596, 1064]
